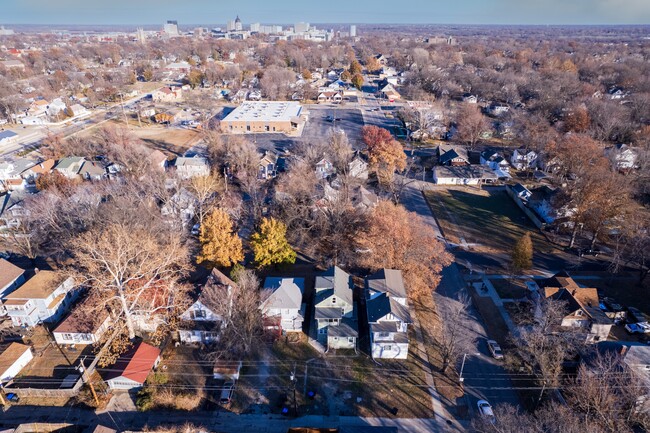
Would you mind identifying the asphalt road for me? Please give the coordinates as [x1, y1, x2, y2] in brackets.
[2, 405, 461, 433]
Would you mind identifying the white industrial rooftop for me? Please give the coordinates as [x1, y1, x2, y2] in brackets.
[224, 101, 303, 123]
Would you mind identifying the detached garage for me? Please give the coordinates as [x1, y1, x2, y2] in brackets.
[101, 341, 161, 390]
[0, 342, 33, 382]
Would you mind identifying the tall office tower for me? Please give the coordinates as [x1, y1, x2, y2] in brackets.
[226, 20, 235, 31]
[350, 25, 357, 37]
[250, 23, 260, 32]
[295, 22, 309, 33]
[136, 28, 146, 43]
[163, 20, 179, 36]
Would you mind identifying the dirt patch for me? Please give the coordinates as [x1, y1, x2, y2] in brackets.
[470, 290, 511, 349]
[133, 127, 201, 155]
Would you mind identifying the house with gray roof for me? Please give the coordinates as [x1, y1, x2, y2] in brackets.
[365, 269, 411, 359]
[314, 266, 357, 351]
[261, 277, 305, 333]
[54, 156, 86, 179]
[173, 156, 210, 179]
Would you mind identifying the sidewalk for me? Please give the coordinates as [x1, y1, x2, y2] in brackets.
[471, 278, 519, 338]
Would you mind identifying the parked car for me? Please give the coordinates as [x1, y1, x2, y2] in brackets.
[477, 399, 495, 421]
[220, 380, 235, 405]
[625, 322, 650, 334]
[487, 340, 504, 359]
[191, 223, 200, 236]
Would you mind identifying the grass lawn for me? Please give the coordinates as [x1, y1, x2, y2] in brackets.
[233, 334, 434, 418]
[470, 289, 511, 349]
[424, 187, 559, 258]
[491, 279, 528, 299]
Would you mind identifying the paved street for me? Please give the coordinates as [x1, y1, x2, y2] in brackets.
[2, 405, 464, 433]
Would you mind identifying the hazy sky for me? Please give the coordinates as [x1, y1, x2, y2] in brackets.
[2, 0, 650, 25]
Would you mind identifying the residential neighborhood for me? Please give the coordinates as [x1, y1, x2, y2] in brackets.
[0, 5, 649, 433]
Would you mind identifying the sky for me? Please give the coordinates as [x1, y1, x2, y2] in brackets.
[1, 0, 650, 26]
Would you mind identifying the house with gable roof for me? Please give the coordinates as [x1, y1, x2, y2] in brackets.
[260, 277, 305, 333]
[177, 269, 232, 344]
[537, 271, 612, 343]
[365, 269, 412, 359]
[101, 340, 161, 390]
[314, 266, 357, 350]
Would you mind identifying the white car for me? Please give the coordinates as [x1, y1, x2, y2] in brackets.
[487, 340, 504, 359]
[477, 399, 495, 421]
[625, 322, 650, 334]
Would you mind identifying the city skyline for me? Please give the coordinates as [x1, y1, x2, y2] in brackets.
[2, 0, 650, 26]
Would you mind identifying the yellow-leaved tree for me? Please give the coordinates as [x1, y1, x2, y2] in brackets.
[198, 208, 244, 268]
[250, 217, 296, 268]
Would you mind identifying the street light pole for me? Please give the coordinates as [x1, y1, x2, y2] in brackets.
[290, 363, 297, 416]
[459, 353, 468, 383]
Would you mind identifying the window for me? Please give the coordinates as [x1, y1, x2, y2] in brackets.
[333, 337, 338, 341]
[319, 328, 327, 335]
[383, 345, 392, 351]
[192, 309, 206, 319]
[348, 337, 355, 343]
[331, 297, 336, 304]
[378, 332, 390, 338]
[63, 333, 73, 340]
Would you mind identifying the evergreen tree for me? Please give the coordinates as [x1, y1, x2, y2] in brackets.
[512, 232, 533, 272]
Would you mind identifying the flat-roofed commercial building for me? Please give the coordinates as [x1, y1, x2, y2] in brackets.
[221, 101, 305, 134]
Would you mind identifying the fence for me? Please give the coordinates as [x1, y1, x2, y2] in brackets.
[505, 185, 547, 229]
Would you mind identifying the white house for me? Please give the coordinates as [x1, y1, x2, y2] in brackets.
[151, 87, 182, 102]
[0, 130, 18, 147]
[366, 269, 411, 359]
[46, 98, 67, 117]
[315, 158, 336, 179]
[433, 166, 497, 185]
[53, 157, 86, 179]
[0, 343, 33, 382]
[3, 271, 78, 327]
[314, 266, 357, 351]
[511, 148, 538, 170]
[177, 269, 231, 344]
[261, 277, 305, 333]
[101, 341, 161, 390]
[480, 150, 511, 179]
[173, 156, 210, 179]
[605, 144, 638, 171]
[0, 259, 26, 315]
[52, 299, 112, 346]
[161, 188, 197, 229]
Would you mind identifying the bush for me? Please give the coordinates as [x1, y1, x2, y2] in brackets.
[136, 387, 155, 411]
[155, 389, 203, 411]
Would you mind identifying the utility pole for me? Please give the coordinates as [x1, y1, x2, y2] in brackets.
[78, 356, 100, 407]
[459, 353, 468, 383]
[119, 92, 129, 128]
[224, 167, 228, 193]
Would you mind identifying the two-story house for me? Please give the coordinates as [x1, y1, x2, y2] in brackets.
[173, 156, 210, 179]
[365, 269, 412, 359]
[0, 259, 25, 315]
[538, 271, 612, 343]
[511, 147, 538, 170]
[315, 158, 336, 180]
[260, 277, 305, 333]
[53, 157, 86, 179]
[314, 266, 357, 351]
[177, 269, 231, 344]
[3, 270, 78, 327]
